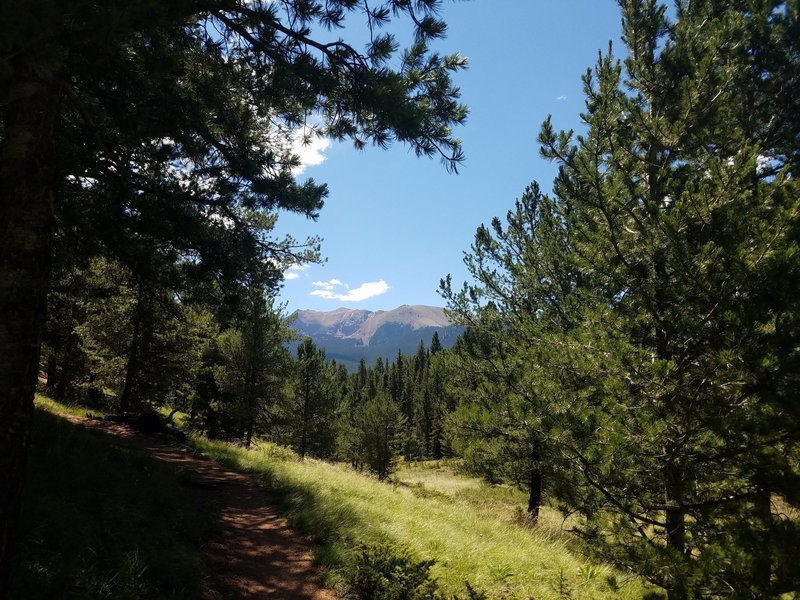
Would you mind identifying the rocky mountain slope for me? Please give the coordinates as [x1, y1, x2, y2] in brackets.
[290, 305, 462, 370]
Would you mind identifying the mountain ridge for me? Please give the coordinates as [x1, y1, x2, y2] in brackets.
[290, 305, 462, 370]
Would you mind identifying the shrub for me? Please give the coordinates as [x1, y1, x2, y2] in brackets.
[349, 543, 441, 600]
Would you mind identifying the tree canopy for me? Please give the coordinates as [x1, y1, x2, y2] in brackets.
[0, 0, 467, 590]
[444, 0, 799, 596]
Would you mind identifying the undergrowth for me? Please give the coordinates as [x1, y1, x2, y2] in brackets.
[192, 436, 649, 599]
[13, 399, 212, 599]
[27, 396, 650, 598]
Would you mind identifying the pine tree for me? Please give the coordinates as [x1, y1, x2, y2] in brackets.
[430, 331, 443, 355]
[441, 184, 575, 523]
[45, 257, 136, 405]
[426, 348, 451, 459]
[294, 339, 338, 459]
[0, 1, 468, 583]
[534, 1, 800, 596]
[215, 293, 292, 447]
[445, 1, 799, 595]
[359, 391, 403, 480]
[337, 358, 370, 470]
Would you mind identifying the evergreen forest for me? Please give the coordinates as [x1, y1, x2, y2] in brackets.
[1, 1, 798, 599]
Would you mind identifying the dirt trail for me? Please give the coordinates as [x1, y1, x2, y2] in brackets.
[65, 415, 337, 600]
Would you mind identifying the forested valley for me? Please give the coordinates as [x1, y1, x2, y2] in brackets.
[2, 0, 799, 599]
[41, 267, 460, 480]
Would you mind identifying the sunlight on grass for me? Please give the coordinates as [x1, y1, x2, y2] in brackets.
[394, 460, 574, 544]
[33, 394, 105, 418]
[193, 437, 649, 599]
[156, 405, 190, 428]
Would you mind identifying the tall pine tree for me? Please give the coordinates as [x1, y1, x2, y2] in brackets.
[536, 1, 800, 595]
[446, 1, 800, 595]
[0, 1, 468, 585]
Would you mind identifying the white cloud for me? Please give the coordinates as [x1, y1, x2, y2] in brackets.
[312, 278, 345, 291]
[284, 263, 310, 281]
[310, 279, 390, 302]
[556, 95, 567, 101]
[756, 153, 785, 177]
[291, 128, 331, 175]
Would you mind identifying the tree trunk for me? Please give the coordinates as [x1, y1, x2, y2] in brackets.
[753, 489, 773, 594]
[665, 505, 686, 552]
[0, 75, 59, 594]
[45, 345, 59, 394]
[244, 416, 254, 448]
[299, 365, 310, 459]
[527, 463, 543, 525]
[54, 332, 75, 402]
[664, 461, 688, 600]
[243, 355, 257, 449]
[120, 282, 145, 414]
[665, 502, 686, 554]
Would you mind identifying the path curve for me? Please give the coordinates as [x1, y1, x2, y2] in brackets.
[65, 415, 337, 600]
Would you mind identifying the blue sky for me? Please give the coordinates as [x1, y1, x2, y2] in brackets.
[275, 1, 623, 313]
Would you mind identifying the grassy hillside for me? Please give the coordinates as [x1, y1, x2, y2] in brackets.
[395, 460, 566, 534]
[24, 396, 653, 598]
[13, 398, 212, 599]
[193, 438, 651, 599]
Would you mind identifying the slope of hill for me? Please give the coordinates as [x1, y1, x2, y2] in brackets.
[290, 305, 462, 369]
[17, 399, 212, 599]
[195, 436, 650, 599]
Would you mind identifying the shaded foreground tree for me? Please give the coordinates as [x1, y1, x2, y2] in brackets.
[0, 0, 467, 589]
[446, 0, 799, 597]
[40, 256, 217, 413]
[215, 293, 292, 448]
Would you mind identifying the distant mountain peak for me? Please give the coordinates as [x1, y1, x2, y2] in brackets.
[290, 305, 461, 370]
[293, 305, 452, 346]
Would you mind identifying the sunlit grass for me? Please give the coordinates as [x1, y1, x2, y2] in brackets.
[193, 437, 649, 599]
[33, 393, 104, 418]
[155, 405, 190, 428]
[31, 395, 650, 597]
[394, 460, 573, 542]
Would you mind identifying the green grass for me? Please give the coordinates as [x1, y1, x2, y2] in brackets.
[192, 438, 650, 599]
[13, 398, 213, 599]
[25, 396, 650, 598]
[393, 460, 577, 542]
[33, 393, 106, 418]
[155, 406, 190, 429]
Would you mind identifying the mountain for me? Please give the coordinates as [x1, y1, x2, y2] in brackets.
[290, 305, 463, 370]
